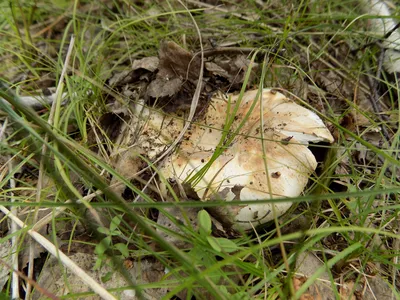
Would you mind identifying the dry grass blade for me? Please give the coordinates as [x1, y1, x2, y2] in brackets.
[0, 206, 117, 300]
[25, 34, 76, 300]
[8, 160, 19, 299]
[0, 258, 60, 300]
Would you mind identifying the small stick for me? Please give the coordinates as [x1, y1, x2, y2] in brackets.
[0, 205, 117, 300]
[0, 257, 60, 300]
[9, 159, 19, 300]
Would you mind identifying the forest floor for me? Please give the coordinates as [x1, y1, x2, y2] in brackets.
[0, 1, 399, 299]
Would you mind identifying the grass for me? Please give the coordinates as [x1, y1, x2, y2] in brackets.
[0, 0, 399, 299]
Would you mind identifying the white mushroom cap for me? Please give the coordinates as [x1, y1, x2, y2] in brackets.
[229, 89, 334, 144]
[160, 89, 334, 230]
[130, 103, 185, 159]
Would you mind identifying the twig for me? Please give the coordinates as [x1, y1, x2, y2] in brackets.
[1, 117, 20, 300]
[0, 206, 117, 300]
[0, 258, 60, 300]
[9, 168, 18, 300]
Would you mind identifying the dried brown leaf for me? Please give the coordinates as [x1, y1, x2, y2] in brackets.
[206, 54, 258, 86]
[156, 206, 199, 248]
[132, 56, 159, 72]
[145, 41, 202, 100]
[157, 40, 201, 81]
[146, 77, 183, 98]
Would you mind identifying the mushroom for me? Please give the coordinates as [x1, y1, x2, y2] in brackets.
[360, 0, 400, 74]
[160, 89, 334, 231]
